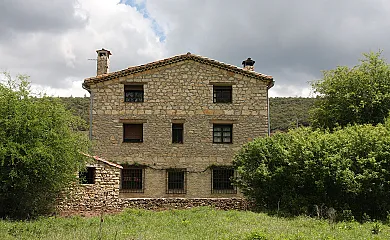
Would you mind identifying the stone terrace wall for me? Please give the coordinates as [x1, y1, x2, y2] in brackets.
[120, 198, 251, 211]
[59, 198, 251, 216]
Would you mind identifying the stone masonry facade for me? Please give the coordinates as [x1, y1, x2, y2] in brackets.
[59, 52, 273, 212]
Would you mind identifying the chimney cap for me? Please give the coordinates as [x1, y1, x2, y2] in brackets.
[242, 57, 255, 67]
[96, 48, 112, 56]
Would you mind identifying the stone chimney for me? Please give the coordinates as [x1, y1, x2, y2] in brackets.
[242, 57, 255, 71]
[96, 48, 111, 75]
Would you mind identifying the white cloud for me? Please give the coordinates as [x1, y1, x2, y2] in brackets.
[31, 80, 89, 98]
[3, 0, 390, 97]
[0, 0, 165, 96]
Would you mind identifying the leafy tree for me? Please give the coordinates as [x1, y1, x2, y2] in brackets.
[310, 51, 390, 129]
[0, 73, 89, 219]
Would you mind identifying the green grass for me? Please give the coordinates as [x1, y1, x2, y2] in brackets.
[0, 207, 389, 239]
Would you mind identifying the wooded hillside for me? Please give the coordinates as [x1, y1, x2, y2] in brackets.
[58, 97, 316, 132]
[270, 97, 316, 132]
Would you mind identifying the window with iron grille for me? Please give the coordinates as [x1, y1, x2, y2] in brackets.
[213, 86, 232, 103]
[123, 124, 143, 142]
[212, 167, 236, 194]
[166, 169, 186, 194]
[121, 167, 144, 193]
[124, 85, 144, 102]
[79, 167, 96, 184]
[213, 124, 232, 143]
[172, 123, 183, 143]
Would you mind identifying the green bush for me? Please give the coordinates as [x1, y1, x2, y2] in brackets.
[234, 120, 390, 220]
[0, 73, 89, 219]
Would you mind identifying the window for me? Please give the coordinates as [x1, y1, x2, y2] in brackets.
[172, 123, 183, 143]
[213, 124, 232, 143]
[212, 167, 236, 194]
[79, 167, 96, 184]
[121, 167, 144, 193]
[124, 85, 144, 102]
[123, 124, 143, 142]
[213, 86, 232, 103]
[166, 169, 186, 194]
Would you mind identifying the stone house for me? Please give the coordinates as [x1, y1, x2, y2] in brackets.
[77, 49, 273, 202]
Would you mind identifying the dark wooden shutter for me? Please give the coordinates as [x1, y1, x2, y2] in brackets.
[124, 124, 143, 142]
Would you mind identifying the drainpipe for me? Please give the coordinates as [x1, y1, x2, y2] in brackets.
[89, 92, 93, 141]
[267, 80, 274, 136]
[82, 83, 93, 141]
[267, 90, 270, 136]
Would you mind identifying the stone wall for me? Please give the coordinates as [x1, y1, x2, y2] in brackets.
[88, 59, 269, 198]
[120, 198, 251, 211]
[59, 197, 251, 216]
[57, 160, 121, 213]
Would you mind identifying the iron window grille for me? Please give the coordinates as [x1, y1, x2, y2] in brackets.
[79, 167, 96, 184]
[166, 169, 186, 194]
[121, 167, 144, 193]
[124, 85, 144, 102]
[212, 167, 236, 194]
[213, 124, 232, 143]
[172, 123, 184, 143]
[213, 86, 232, 103]
[123, 124, 143, 142]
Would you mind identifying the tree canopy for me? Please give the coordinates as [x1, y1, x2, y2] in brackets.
[310, 51, 390, 129]
[0, 73, 89, 219]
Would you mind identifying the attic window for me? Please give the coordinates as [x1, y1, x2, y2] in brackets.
[79, 167, 96, 184]
[213, 86, 232, 103]
[125, 85, 144, 102]
[213, 124, 232, 143]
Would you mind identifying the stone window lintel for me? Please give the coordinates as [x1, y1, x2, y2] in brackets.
[119, 119, 148, 124]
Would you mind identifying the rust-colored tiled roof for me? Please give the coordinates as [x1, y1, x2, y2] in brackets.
[83, 52, 274, 88]
[81, 153, 123, 169]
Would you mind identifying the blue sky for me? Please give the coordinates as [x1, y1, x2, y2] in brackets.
[121, 0, 166, 42]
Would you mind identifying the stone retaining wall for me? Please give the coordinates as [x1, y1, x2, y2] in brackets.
[58, 197, 251, 216]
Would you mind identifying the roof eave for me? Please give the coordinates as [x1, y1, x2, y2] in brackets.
[83, 53, 273, 86]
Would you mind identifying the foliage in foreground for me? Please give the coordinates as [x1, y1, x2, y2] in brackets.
[0, 207, 389, 240]
[0, 73, 89, 219]
[310, 51, 390, 129]
[234, 120, 390, 221]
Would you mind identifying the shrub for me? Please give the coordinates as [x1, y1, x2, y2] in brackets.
[234, 119, 390, 220]
[0, 73, 89, 219]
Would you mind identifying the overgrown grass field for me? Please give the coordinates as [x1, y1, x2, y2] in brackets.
[0, 207, 389, 240]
